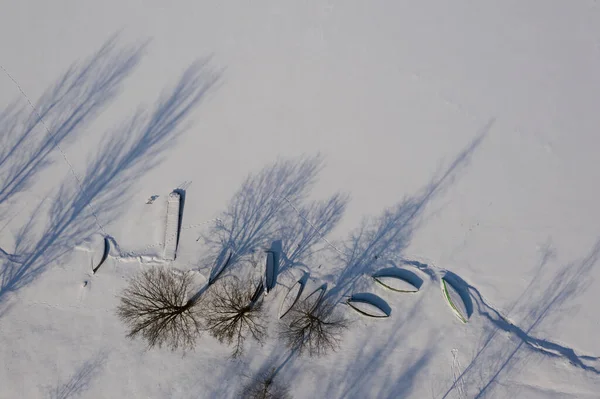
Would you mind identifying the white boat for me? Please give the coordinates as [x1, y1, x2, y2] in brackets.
[373, 275, 419, 292]
[92, 236, 110, 274]
[304, 283, 327, 312]
[264, 251, 276, 294]
[346, 295, 390, 318]
[441, 277, 469, 323]
[278, 278, 305, 319]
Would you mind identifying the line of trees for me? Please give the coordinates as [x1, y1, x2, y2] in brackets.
[116, 258, 348, 356]
[115, 250, 350, 398]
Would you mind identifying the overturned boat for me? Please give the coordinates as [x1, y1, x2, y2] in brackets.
[373, 275, 419, 292]
[263, 250, 277, 295]
[346, 293, 390, 318]
[441, 277, 469, 323]
[278, 277, 306, 319]
[303, 283, 327, 312]
[92, 236, 110, 274]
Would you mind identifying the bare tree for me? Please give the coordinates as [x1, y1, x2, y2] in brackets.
[203, 275, 267, 358]
[278, 298, 348, 357]
[239, 368, 293, 399]
[116, 266, 202, 351]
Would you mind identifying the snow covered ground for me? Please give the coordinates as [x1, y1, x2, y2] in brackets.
[1, 1, 599, 398]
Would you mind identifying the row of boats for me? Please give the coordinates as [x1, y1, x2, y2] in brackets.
[269, 255, 470, 323]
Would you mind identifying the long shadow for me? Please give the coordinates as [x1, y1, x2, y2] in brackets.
[0, 53, 220, 306]
[346, 292, 391, 317]
[277, 192, 349, 274]
[326, 119, 494, 301]
[201, 154, 346, 284]
[373, 266, 424, 291]
[442, 271, 474, 319]
[245, 284, 433, 398]
[471, 240, 600, 398]
[48, 351, 108, 399]
[0, 35, 147, 301]
[318, 295, 435, 398]
[442, 240, 600, 398]
[0, 34, 147, 211]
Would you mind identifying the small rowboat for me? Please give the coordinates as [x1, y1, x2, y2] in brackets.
[372, 267, 422, 293]
[278, 278, 306, 318]
[346, 294, 390, 318]
[441, 277, 469, 323]
[264, 251, 276, 295]
[304, 283, 327, 312]
[92, 237, 110, 274]
[373, 275, 419, 292]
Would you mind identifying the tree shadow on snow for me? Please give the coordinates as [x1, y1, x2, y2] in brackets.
[322, 294, 438, 398]
[0, 38, 220, 309]
[47, 350, 109, 399]
[277, 192, 349, 274]
[0, 34, 147, 214]
[317, 295, 436, 398]
[326, 119, 495, 302]
[442, 240, 600, 399]
[0, 34, 146, 304]
[200, 154, 348, 285]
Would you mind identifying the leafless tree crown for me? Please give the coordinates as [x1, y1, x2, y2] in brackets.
[116, 266, 201, 351]
[279, 298, 348, 357]
[204, 275, 268, 358]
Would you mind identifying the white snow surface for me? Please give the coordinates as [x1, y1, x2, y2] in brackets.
[1, 1, 600, 398]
